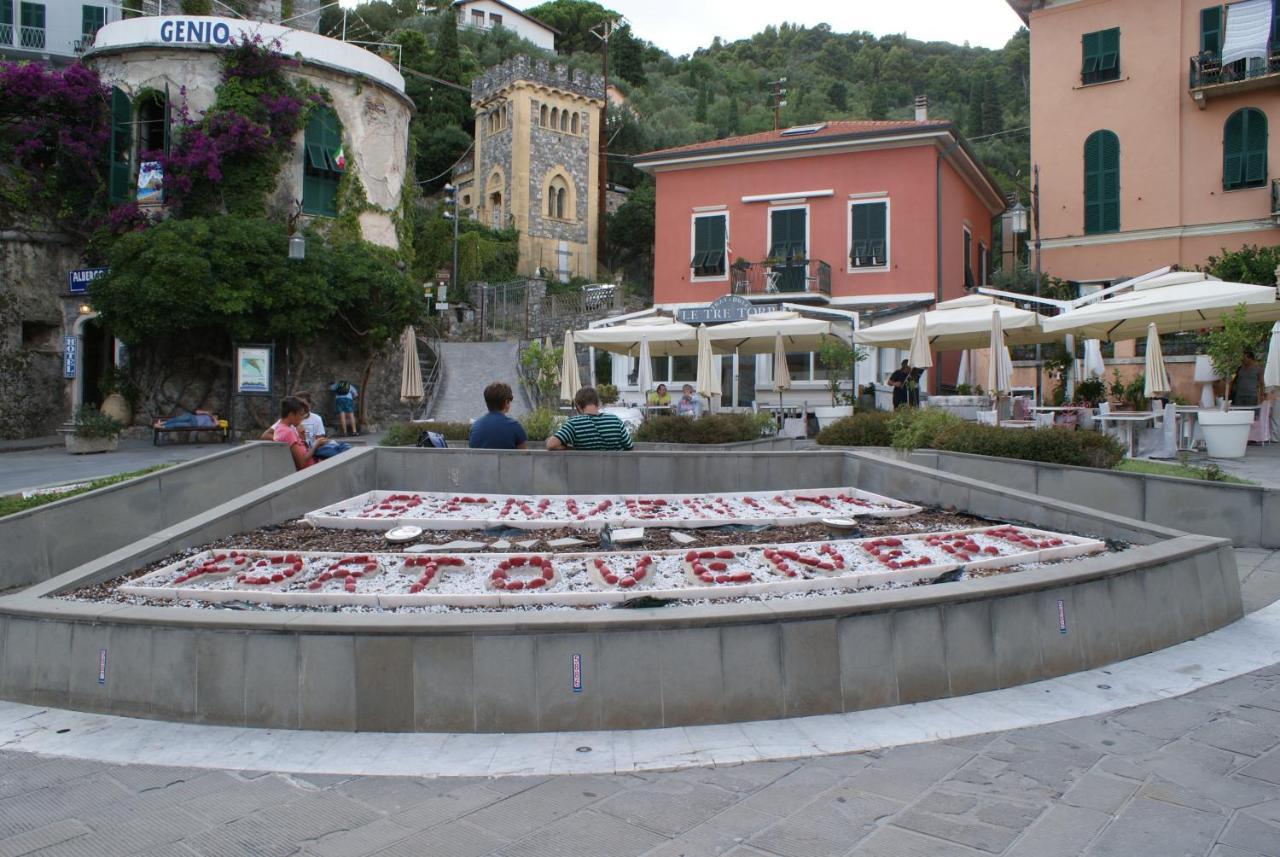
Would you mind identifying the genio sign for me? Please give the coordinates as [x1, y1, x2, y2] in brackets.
[159, 19, 233, 45]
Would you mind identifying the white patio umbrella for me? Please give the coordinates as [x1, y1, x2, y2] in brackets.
[1143, 323, 1171, 400]
[399, 326, 423, 405]
[956, 350, 972, 388]
[559, 329, 580, 404]
[695, 324, 721, 406]
[572, 316, 699, 357]
[771, 332, 791, 411]
[1264, 322, 1280, 391]
[706, 311, 848, 355]
[853, 295, 1049, 350]
[636, 336, 653, 402]
[1082, 339, 1106, 379]
[1042, 271, 1280, 340]
[988, 310, 1012, 424]
[907, 314, 933, 371]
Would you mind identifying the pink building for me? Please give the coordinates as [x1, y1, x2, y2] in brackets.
[632, 117, 1006, 395]
[1010, 0, 1280, 282]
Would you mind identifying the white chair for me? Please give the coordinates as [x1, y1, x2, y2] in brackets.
[976, 410, 997, 426]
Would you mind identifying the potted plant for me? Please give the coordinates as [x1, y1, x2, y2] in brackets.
[1199, 304, 1268, 458]
[65, 405, 123, 454]
[813, 339, 867, 426]
[1073, 377, 1105, 407]
[597, 383, 619, 405]
[99, 365, 140, 426]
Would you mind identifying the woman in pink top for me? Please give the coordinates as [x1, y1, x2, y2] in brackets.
[273, 396, 319, 470]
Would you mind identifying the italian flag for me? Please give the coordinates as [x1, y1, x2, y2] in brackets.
[333, 145, 346, 170]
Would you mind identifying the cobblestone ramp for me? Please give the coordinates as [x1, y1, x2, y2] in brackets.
[427, 340, 530, 423]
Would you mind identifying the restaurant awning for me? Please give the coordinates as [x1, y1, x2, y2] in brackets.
[704, 311, 850, 355]
[572, 316, 699, 356]
[1040, 271, 1280, 341]
[852, 295, 1049, 350]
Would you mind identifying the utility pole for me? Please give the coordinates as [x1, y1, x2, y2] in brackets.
[767, 77, 788, 130]
[590, 18, 618, 281]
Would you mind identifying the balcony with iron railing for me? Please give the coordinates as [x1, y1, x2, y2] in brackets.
[18, 26, 44, 50]
[1189, 43, 1280, 106]
[729, 259, 832, 298]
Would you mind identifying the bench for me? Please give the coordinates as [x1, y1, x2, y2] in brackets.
[152, 424, 230, 446]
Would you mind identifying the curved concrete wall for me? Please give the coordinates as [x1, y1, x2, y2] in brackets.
[0, 448, 1244, 732]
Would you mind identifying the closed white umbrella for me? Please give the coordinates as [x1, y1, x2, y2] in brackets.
[1143, 323, 1171, 400]
[399, 326, 423, 405]
[559, 329, 580, 404]
[636, 336, 653, 403]
[907, 313, 933, 371]
[956, 350, 972, 388]
[1083, 339, 1106, 379]
[695, 324, 721, 405]
[771, 332, 791, 411]
[987, 309, 1012, 395]
[1264, 322, 1280, 391]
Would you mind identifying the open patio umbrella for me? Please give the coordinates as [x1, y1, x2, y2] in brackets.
[1042, 271, 1280, 341]
[853, 295, 1049, 350]
[572, 316, 699, 357]
[559, 329, 580, 404]
[1143, 323, 1171, 401]
[771, 332, 791, 411]
[695, 324, 721, 407]
[706, 311, 848, 355]
[636, 336, 653, 402]
[399, 326, 423, 407]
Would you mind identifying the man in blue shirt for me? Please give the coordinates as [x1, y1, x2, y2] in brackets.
[469, 382, 528, 450]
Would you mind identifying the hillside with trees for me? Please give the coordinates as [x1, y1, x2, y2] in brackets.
[326, 0, 1030, 289]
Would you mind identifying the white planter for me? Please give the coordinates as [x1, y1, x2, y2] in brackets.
[64, 434, 119, 454]
[813, 406, 853, 428]
[1197, 409, 1254, 459]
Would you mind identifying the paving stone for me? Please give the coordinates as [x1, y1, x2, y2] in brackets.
[1210, 845, 1272, 857]
[465, 776, 623, 840]
[1061, 771, 1141, 814]
[403, 545, 434, 554]
[850, 825, 989, 856]
[0, 819, 91, 857]
[889, 808, 1020, 854]
[747, 787, 901, 857]
[0, 775, 132, 834]
[178, 774, 305, 825]
[1048, 717, 1168, 757]
[972, 798, 1044, 831]
[738, 761, 845, 816]
[514, 540, 541, 549]
[492, 810, 665, 857]
[490, 540, 513, 551]
[675, 760, 801, 794]
[1191, 718, 1280, 758]
[390, 783, 506, 832]
[1003, 803, 1111, 857]
[19, 807, 206, 857]
[912, 791, 978, 816]
[1114, 698, 1221, 741]
[1239, 748, 1280, 786]
[336, 777, 441, 814]
[305, 819, 416, 857]
[596, 779, 739, 836]
[545, 538, 586, 549]
[368, 820, 507, 857]
[1217, 811, 1280, 855]
[0, 758, 106, 800]
[1137, 777, 1226, 814]
[610, 528, 645, 545]
[438, 541, 487, 552]
[1085, 797, 1224, 857]
[841, 745, 975, 803]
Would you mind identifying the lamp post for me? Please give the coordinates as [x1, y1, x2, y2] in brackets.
[1000, 178, 1044, 402]
[442, 182, 460, 302]
[287, 198, 305, 261]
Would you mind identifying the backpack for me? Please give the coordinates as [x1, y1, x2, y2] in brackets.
[415, 431, 447, 449]
[334, 381, 351, 396]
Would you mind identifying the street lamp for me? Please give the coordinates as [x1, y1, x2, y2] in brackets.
[1002, 201, 1029, 240]
[442, 182, 460, 302]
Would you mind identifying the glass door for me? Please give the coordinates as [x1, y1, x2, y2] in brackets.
[769, 208, 807, 292]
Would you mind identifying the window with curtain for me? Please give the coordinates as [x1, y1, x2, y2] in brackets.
[690, 213, 727, 278]
[1084, 130, 1120, 234]
[1223, 107, 1267, 190]
[849, 199, 888, 269]
[302, 107, 344, 217]
[1081, 27, 1120, 85]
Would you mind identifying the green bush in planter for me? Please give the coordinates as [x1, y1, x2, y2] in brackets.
[931, 423, 1124, 469]
[379, 421, 472, 446]
[888, 407, 964, 451]
[634, 413, 765, 444]
[519, 408, 564, 441]
[815, 411, 893, 446]
[72, 405, 123, 440]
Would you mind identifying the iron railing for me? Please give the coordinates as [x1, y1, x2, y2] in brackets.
[0, 24, 12, 45]
[730, 259, 832, 297]
[18, 26, 44, 49]
[412, 329, 443, 421]
[1190, 48, 1280, 90]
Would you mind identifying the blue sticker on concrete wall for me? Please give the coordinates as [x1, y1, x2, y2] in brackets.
[571, 653, 583, 692]
[98, 649, 107, 684]
[1058, 599, 1068, 635]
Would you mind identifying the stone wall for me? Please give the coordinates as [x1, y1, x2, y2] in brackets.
[471, 56, 604, 104]
[526, 108, 591, 246]
[0, 232, 82, 439]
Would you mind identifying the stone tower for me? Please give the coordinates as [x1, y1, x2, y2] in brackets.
[466, 57, 605, 282]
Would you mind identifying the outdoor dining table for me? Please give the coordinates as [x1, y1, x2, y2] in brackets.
[1096, 411, 1158, 458]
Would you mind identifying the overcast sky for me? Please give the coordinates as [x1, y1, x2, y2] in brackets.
[517, 0, 1025, 55]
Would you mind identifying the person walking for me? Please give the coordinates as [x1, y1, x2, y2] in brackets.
[546, 386, 634, 451]
[330, 380, 358, 436]
[469, 382, 528, 450]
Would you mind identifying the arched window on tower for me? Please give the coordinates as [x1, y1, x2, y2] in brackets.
[547, 174, 571, 221]
[571, 112, 580, 135]
[540, 104, 547, 126]
[550, 107, 559, 129]
[560, 109, 568, 132]
[135, 89, 168, 157]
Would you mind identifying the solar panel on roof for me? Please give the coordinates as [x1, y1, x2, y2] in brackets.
[780, 123, 827, 136]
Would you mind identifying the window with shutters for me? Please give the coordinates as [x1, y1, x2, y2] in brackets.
[690, 212, 727, 279]
[962, 226, 974, 290]
[82, 5, 106, 40]
[1200, 6, 1222, 56]
[848, 198, 889, 272]
[1224, 108, 1268, 191]
[302, 107, 344, 217]
[1081, 27, 1120, 85]
[1083, 130, 1120, 234]
[135, 89, 168, 157]
[108, 86, 132, 205]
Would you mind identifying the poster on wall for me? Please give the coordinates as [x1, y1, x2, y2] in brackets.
[137, 162, 164, 204]
[234, 344, 272, 396]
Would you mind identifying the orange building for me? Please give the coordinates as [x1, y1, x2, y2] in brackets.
[632, 116, 1006, 394]
[1009, 0, 1280, 282]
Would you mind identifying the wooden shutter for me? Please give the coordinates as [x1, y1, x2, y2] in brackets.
[1099, 130, 1120, 231]
[691, 216, 709, 270]
[1084, 130, 1118, 234]
[1201, 6, 1222, 55]
[108, 87, 132, 205]
[1243, 109, 1268, 186]
[963, 229, 973, 289]
[1084, 132, 1101, 234]
[1099, 28, 1120, 73]
[1224, 110, 1246, 189]
[1081, 31, 1100, 78]
[705, 215, 725, 274]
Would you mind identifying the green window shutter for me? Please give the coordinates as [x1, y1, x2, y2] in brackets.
[851, 202, 887, 266]
[1099, 28, 1120, 72]
[108, 87, 132, 205]
[1224, 110, 1246, 189]
[1084, 132, 1101, 234]
[1243, 109, 1268, 185]
[706, 215, 725, 273]
[963, 229, 973, 288]
[1201, 6, 1222, 55]
[1082, 31, 1100, 75]
[1100, 131, 1120, 231]
[302, 107, 342, 217]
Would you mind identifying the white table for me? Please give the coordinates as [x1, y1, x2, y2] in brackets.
[1096, 412, 1157, 457]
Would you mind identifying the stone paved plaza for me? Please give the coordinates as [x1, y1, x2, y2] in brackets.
[1, 550, 1279, 857]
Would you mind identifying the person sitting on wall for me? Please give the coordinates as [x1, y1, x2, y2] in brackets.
[674, 383, 703, 418]
[546, 386, 634, 451]
[295, 391, 351, 460]
[273, 396, 321, 470]
[888, 360, 910, 409]
[646, 383, 671, 410]
[469, 381, 528, 450]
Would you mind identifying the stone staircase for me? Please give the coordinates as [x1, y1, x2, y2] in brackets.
[425, 340, 531, 424]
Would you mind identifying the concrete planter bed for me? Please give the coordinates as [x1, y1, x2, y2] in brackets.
[0, 446, 1241, 733]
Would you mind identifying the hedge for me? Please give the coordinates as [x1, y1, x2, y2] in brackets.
[815, 411, 893, 447]
[380, 421, 471, 446]
[634, 413, 771, 445]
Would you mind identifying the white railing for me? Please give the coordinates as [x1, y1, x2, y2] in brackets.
[18, 25, 44, 49]
[0, 23, 12, 45]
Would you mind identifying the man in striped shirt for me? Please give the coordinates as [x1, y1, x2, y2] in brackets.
[546, 386, 634, 451]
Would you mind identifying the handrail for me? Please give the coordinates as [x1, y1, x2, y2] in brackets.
[514, 339, 545, 410]
[413, 320, 444, 420]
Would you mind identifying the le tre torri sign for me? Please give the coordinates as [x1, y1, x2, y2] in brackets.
[676, 295, 778, 325]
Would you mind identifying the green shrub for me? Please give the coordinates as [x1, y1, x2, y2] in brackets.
[597, 383, 619, 405]
[73, 405, 123, 439]
[634, 413, 766, 444]
[519, 408, 564, 441]
[815, 411, 893, 446]
[379, 421, 471, 446]
[931, 424, 1124, 469]
[888, 407, 964, 451]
